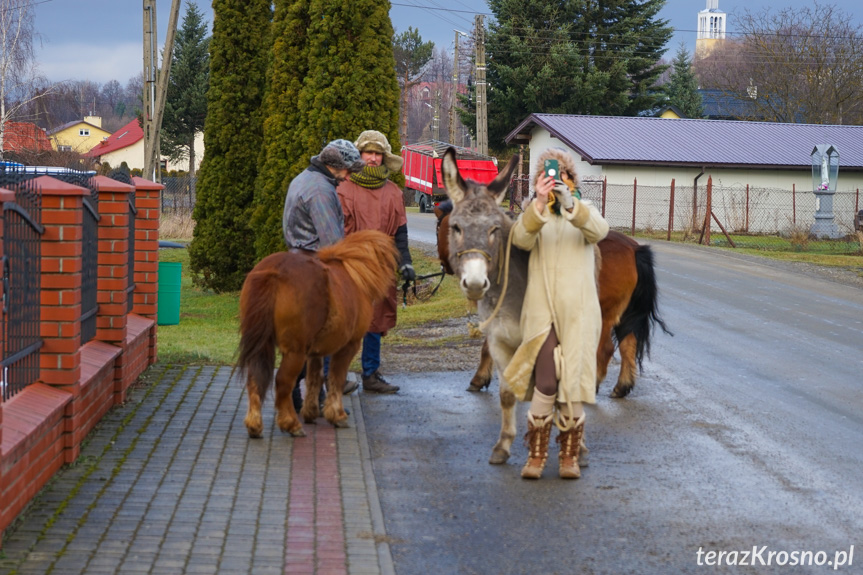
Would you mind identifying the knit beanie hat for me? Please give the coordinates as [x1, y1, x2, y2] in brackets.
[318, 139, 365, 173]
[354, 130, 404, 173]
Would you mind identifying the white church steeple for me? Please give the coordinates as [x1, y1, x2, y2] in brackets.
[696, 0, 727, 60]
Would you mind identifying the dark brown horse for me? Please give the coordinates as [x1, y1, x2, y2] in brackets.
[440, 148, 670, 464]
[237, 230, 398, 438]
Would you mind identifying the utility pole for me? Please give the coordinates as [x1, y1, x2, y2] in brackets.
[474, 15, 488, 155]
[143, 0, 181, 182]
[449, 30, 459, 144]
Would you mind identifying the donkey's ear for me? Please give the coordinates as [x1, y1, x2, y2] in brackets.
[486, 154, 519, 206]
[441, 147, 467, 204]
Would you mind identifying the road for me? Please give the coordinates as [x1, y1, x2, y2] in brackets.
[407, 210, 439, 246]
[362, 237, 863, 574]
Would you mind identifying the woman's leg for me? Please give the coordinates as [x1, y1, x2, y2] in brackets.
[533, 328, 559, 397]
[522, 328, 559, 479]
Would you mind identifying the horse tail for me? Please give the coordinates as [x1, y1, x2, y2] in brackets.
[237, 264, 280, 398]
[318, 230, 399, 302]
[613, 245, 673, 369]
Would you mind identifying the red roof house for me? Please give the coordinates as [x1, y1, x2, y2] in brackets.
[2, 122, 52, 154]
[85, 119, 145, 170]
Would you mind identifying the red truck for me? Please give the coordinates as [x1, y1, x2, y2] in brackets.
[401, 140, 499, 213]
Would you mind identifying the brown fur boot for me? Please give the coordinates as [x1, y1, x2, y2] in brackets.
[521, 412, 553, 479]
[557, 413, 586, 479]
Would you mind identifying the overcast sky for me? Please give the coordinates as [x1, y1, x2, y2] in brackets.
[32, 0, 863, 85]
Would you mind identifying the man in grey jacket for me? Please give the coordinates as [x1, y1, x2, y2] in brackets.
[283, 139, 365, 407]
[283, 139, 365, 250]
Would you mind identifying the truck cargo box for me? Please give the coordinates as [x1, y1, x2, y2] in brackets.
[401, 140, 498, 213]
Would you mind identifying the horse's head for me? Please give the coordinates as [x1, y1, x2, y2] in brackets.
[441, 148, 519, 300]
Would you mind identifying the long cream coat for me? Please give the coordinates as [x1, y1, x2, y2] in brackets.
[502, 198, 609, 405]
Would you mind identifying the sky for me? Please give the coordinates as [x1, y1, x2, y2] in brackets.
[31, 0, 863, 85]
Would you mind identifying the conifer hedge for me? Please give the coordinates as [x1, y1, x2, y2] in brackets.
[250, 0, 312, 259]
[251, 0, 404, 257]
[188, 0, 272, 292]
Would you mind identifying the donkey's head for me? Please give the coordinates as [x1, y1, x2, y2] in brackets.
[441, 148, 519, 300]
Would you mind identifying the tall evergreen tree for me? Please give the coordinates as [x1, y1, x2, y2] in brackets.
[161, 1, 210, 176]
[484, 0, 672, 146]
[667, 43, 703, 118]
[250, 0, 311, 258]
[188, 0, 271, 292]
[294, 0, 401, 175]
[251, 0, 403, 256]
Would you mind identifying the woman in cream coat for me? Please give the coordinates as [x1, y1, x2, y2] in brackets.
[503, 147, 609, 480]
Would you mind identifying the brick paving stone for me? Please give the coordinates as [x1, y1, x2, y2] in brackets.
[0, 365, 393, 575]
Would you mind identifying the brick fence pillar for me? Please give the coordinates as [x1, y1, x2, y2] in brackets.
[93, 176, 132, 346]
[131, 177, 162, 365]
[33, 176, 87, 462]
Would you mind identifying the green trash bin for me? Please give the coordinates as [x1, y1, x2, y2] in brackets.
[158, 262, 182, 325]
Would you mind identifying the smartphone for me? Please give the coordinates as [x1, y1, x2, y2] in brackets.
[544, 159, 559, 180]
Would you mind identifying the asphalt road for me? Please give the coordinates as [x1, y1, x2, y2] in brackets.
[362, 237, 863, 575]
[407, 210, 440, 246]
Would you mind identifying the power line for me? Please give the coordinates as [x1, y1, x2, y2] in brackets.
[0, 0, 56, 14]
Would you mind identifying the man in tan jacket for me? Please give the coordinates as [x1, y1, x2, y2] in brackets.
[337, 130, 415, 394]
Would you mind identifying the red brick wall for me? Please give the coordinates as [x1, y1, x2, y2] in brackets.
[0, 174, 162, 546]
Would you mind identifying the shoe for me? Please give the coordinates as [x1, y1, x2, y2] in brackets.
[557, 413, 586, 479]
[362, 371, 400, 394]
[521, 412, 553, 479]
[343, 378, 359, 395]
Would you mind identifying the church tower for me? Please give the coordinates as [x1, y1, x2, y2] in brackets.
[696, 0, 726, 60]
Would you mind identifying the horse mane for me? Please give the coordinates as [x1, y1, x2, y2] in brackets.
[318, 230, 398, 302]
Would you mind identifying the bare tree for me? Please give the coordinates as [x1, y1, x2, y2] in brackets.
[697, 2, 863, 125]
[0, 0, 54, 159]
[393, 27, 433, 145]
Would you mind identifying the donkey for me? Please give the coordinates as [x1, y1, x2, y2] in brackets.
[441, 148, 530, 464]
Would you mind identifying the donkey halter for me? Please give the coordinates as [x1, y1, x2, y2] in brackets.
[455, 248, 493, 262]
[457, 224, 516, 334]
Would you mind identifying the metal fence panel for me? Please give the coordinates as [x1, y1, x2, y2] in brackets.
[1, 177, 43, 401]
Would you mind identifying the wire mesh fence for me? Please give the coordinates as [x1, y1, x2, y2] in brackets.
[162, 176, 197, 216]
[160, 176, 196, 240]
[509, 176, 863, 253]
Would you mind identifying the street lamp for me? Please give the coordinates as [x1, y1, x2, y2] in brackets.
[810, 145, 840, 238]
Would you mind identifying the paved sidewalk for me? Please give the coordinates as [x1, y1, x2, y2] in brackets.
[0, 364, 395, 575]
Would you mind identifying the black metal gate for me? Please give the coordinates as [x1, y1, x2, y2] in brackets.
[1, 178, 44, 401]
[81, 184, 99, 344]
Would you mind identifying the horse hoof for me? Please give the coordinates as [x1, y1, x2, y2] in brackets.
[489, 449, 510, 465]
[610, 385, 632, 398]
[332, 418, 350, 429]
[467, 378, 491, 392]
[289, 427, 306, 437]
[246, 429, 263, 439]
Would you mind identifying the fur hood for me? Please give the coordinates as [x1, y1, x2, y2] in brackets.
[531, 147, 580, 188]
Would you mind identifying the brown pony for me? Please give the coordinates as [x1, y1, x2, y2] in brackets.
[237, 230, 398, 438]
[440, 148, 670, 464]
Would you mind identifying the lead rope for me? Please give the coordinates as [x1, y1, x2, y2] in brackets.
[477, 224, 516, 334]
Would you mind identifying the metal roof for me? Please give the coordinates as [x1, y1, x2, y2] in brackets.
[505, 114, 863, 170]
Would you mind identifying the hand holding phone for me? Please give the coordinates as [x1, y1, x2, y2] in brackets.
[544, 159, 560, 180]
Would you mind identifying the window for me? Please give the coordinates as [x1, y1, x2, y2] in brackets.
[79, 128, 90, 136]
[59, 145, 72, 152]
